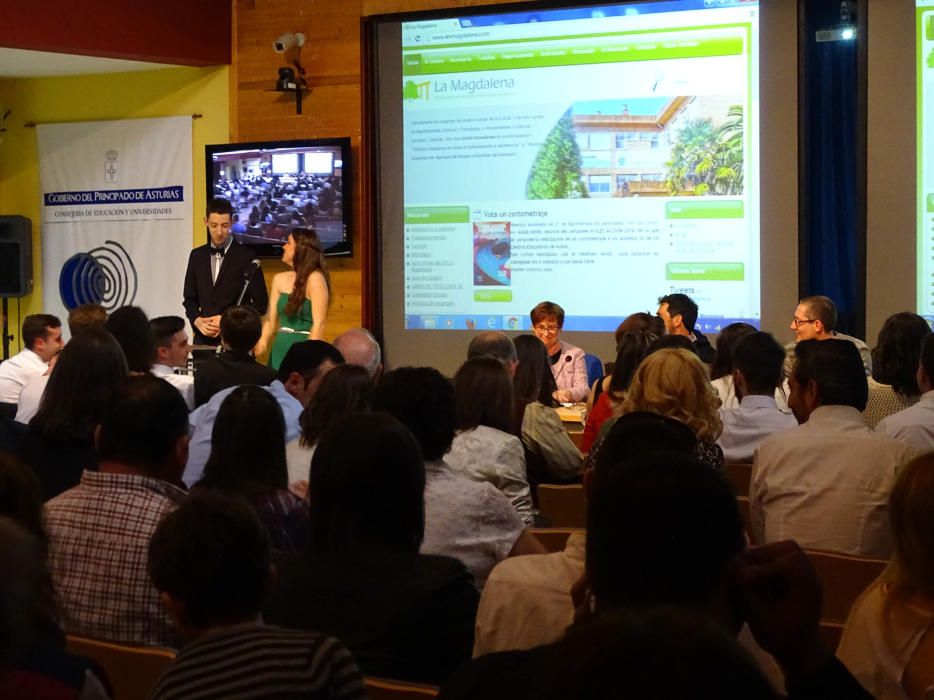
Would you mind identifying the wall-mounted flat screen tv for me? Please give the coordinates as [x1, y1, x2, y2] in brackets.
[205, 137, 352, 258]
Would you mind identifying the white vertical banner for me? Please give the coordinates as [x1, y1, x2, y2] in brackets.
[37, 116, 192, 327]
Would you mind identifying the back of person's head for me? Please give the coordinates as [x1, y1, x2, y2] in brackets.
[97, 375, 189, 476]
[371, 367, 455, 462]
[921, 334, 934, 388]
[308, 413, 425, 554]
[31, 328, 128, 444]
[200, 385, 287, 496]
[710, 322, 757, 380]
[513, 334, 558, 407]
[530, 300, 566, 328]
[587, 450, 744, 613]
[886, 452, 934, 597]
[219, 305, 263, 353]
[732, 332, 786, 395]
[206, 197, 233, 217]
[67, 304, 107, 337]
[299, 364, 371, 447]
[453, 356, 515, 434]
[799, 295, 837, 332]
[276, 339, 344, 384]
[22, 314, 60, 351]
[0, 454, 48, 557]
[647, 334, 698, 357]
[333, 328, 381, 378]
[872, 312, 932, 396]
[467, 331, 517, 366]
[793, 338, 868, 410]
[615, 312, 665, 346]
[148, 492, 270, 632]
[535, 609, 777, 700]
[658, 293, 699, 333]
[105, 305, 154, 372]
[609, 330, 658, 395]
[596, 412, 697, 470]
[621, 348, 722, 441]
[149, 315, 186, 349]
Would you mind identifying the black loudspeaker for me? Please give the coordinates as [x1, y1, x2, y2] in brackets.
[0, 216, 32, 298]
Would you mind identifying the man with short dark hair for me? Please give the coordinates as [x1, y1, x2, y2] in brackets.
[467, 331, 518, 377]
[656, 293, 714, 363]
[717, 332, 797, 463]
[148, 492, 366, 700]
[193, 306, 276, 407]
[751, 339, 916, 557]
[106, 305, 155, 373]
[876, 333, 934, 450]
[150, 315, 195, 409]
[0, 314, 63, 417]
[45, 375, 189, 647]
[183, 197, 268, 346]
[183, 340, 344, 486]
[787, 295, 871, 375]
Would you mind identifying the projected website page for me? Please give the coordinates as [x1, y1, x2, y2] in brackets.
[401, 1, 760, 333]
[919, 1, 934, 318]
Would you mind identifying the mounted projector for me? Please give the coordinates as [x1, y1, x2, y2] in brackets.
[816, 26, 857, 43]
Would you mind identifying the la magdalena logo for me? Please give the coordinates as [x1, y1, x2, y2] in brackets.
[403, 80, 430, 101]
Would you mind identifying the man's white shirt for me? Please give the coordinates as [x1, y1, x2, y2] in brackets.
[0, 348, 48, 404]
[14, 374, 50, 424]
[876, 390, 934, 452]
[717, 394, 797, 464]
[151, 364, 195, 411]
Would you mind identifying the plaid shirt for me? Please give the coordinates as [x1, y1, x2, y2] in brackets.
[45, 470, 186, 648]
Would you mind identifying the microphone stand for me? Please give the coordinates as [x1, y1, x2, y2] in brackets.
[235, 270, 252, 307]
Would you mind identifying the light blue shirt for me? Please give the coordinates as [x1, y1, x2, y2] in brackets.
[717, 394, 797, 464]
[182, 380, 302, 487]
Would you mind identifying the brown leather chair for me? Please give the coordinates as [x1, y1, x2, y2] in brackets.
[66, 635, 176, 700]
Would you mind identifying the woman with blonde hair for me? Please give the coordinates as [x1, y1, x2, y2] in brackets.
[838, 452, 934, 699]
[256, 227, 330, 369]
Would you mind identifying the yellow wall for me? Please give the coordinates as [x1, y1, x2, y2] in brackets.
[0, 66, 229, 352]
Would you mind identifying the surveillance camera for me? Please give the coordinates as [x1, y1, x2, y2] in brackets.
[273, 32, 305, 54]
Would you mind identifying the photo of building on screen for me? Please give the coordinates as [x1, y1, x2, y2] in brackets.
[526, 96, 744, 200]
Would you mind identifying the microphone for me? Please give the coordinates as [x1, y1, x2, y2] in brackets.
[245, 259, 262, 277]
[236, 260, 262, 306]
[554, 354, 572, 380]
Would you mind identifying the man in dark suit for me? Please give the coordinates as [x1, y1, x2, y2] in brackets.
[183, 197, 268, 347]
[193, 305, 277, 407]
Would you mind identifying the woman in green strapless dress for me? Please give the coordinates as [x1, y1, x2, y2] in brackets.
[256, 228, 330, 370]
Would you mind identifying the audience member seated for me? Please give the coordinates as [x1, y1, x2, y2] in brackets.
[512, 335, 581, 486]
[17, 328, 127, 500]
[717, 332, 797, 463]
[45, 375, 189, 647]
[105, 305, 155, 374]
[656, 293, 715, 363]
[466, 331, 518, 377]
[581, 329, 656, 454]
[285, 364, 371, 496]
[474, 412, 697, 658]
[751, 339, 916, 557]
[448, 358, 532, 525]
[371, 367, 544, 588]
[192, 306, 276, 407]
[185, 340, 343, 486]
[710, 322, 758, 407]
[15, 304, 107, 425]
[530, 301, 589, 403]
[864, 312, 931, 428]
[149, 492, 366, 700]
[787, 295, 872, 376]
[150, 316, 195, 410]
[194, 386, 308, 552]
[333, 327, 383, 379]
[611, 311, 664, 350]
[838, 452, 934, 699]
[877, 334, 934, 451]
[0, 515, 111, 699]
[0, 314, 63, 419]
[264, 414, 479, 685]
[647, 332, 698, 355]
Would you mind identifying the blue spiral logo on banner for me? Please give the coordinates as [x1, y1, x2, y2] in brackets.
[59, 240, 139, 311]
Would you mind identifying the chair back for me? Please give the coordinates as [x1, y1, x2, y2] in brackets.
[537, 483, 586, 528]
[724, 461, 753, 497]
[584, 353, 604, 386]
[66, 635, 175, 700]
[530, 527, 584, 553]
[366, 676, 439, 699]
[805, 549, 887, 623]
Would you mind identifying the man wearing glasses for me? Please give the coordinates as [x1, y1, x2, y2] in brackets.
[787, 295, 871, 376]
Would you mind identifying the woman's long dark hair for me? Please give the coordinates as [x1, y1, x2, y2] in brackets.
[872, 312, 932, 396]
[285, 227, 330, 316]
[710, 322, 757, 381]
[199, 386, 288, 497]
[298, 364, 372, 447]
[454, 356, 516, 434]
[608, 330, 658, 397]
[30, 328, 128, 444]
[514, 334, 558, 408]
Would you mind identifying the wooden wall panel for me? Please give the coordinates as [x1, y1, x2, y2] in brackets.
[233, 0, 533, 339]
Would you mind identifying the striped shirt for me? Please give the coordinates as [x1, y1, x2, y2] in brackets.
[151, 624, 367, 700]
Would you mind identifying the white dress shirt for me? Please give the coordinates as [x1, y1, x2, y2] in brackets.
[751, 405, 917, 558]
[0, 348, 48, 404]
[711, 375, 790, 411]
[151, 364, 195, 411]
[717, 394, 797, 463]
[876, 390, 934, 452]
[14, 373, 50, 424]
